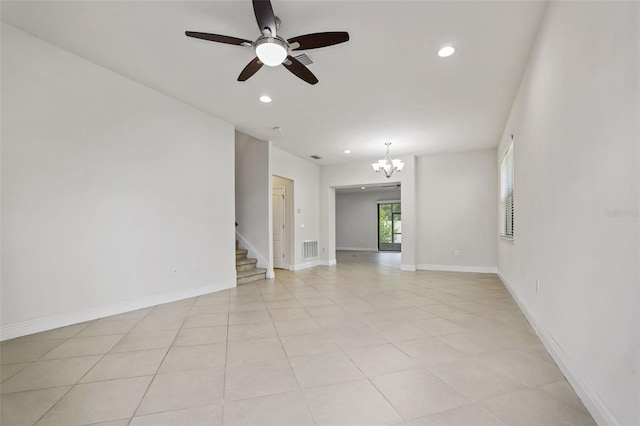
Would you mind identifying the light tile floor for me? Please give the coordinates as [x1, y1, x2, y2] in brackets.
[1, 251, 596, 425]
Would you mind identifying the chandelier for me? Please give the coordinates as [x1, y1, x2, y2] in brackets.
[371, 142, 404, 178]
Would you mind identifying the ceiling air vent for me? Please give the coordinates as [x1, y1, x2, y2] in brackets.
[310, 155, 322, 160]
[294, 54, 313, 66]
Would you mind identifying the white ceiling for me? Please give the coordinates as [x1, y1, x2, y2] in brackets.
[1, 1, 546, 165]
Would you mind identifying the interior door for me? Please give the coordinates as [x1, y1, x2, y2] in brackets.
[272, 187, 286, 269]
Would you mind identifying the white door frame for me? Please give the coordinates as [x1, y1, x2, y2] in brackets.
[272, 186, 286, 269]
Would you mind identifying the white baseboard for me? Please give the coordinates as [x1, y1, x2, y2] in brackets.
[401, 264, 417, 271]
[0, 279, 236, 342]
[336, 247, 378, 252]
[289, 258, 337, 271]
[236, 231, 270, 271]
[290, 259, 321, 271]
[497, 272, 619, 426]
[417, 264, 498, 274]
[266, 269, 276, 279]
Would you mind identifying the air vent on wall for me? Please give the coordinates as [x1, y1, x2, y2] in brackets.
[303, 240, 319, 260]
[310, 155, 322, 160]
[294, 53, 313, 66]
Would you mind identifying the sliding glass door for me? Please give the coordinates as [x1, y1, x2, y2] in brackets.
[378, 202, 401, 251]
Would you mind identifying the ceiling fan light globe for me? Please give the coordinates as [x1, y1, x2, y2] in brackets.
[255, 37, 288, 66]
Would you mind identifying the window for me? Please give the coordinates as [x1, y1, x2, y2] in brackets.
[500, 139, 514, 239]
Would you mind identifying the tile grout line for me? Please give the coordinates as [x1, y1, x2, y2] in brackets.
[30, 313, 150, 425]
[219, 288, 232, 424]
[263, 275, 319, 426]
[128, 296, 197, 423]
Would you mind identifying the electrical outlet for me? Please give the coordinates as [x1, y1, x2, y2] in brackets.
[536, 279, 541, 293]
[454, 250, 460, 256]
[172, 266, 178, 273]
[192, 262, 198, 272]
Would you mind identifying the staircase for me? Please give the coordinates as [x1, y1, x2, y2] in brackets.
[236, 240, 267, 284]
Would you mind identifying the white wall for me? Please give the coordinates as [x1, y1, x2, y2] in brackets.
[320, 156, 417, 270]
[416, 150, 497, 272]
[270, 147, 321, 269]
[235, 130, 271, 273]
[496, 3, 639, 425]
[336, 189, 401, 251]
[1, 24, 236, 339]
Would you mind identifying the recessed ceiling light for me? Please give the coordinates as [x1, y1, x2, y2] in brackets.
[361, 187, 366, 190]
[259, 95, 272, 103]
[343, 150, 352, 154]
[437, 46, 455, 58]
[273, 126, 281, 131]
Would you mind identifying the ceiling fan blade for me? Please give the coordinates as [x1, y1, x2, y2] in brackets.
[252, 0, 277, 36]
[185, 31, 252, 47]
[282, 55, 318, 85]
[238, 57, 264, 81]
[288, 32, 350, 50]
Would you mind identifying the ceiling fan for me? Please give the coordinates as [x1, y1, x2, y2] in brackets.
[185, 0, 349, 85]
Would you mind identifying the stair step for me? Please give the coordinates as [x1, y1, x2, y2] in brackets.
[236, 268, 267, 285]
[236, 258, 258, 271]
[236, 268, 267, 278]
[234, 241, 265, 284]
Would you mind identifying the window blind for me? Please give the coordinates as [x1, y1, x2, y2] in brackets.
[500, 141, 514, 239]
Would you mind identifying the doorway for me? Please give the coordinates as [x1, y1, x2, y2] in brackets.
[272, 187, 286, 268]
[272, 175, 294, 270]
[378, 201, 401, 251]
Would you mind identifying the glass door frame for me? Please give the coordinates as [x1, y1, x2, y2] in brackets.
[377, 201, 401, 252]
